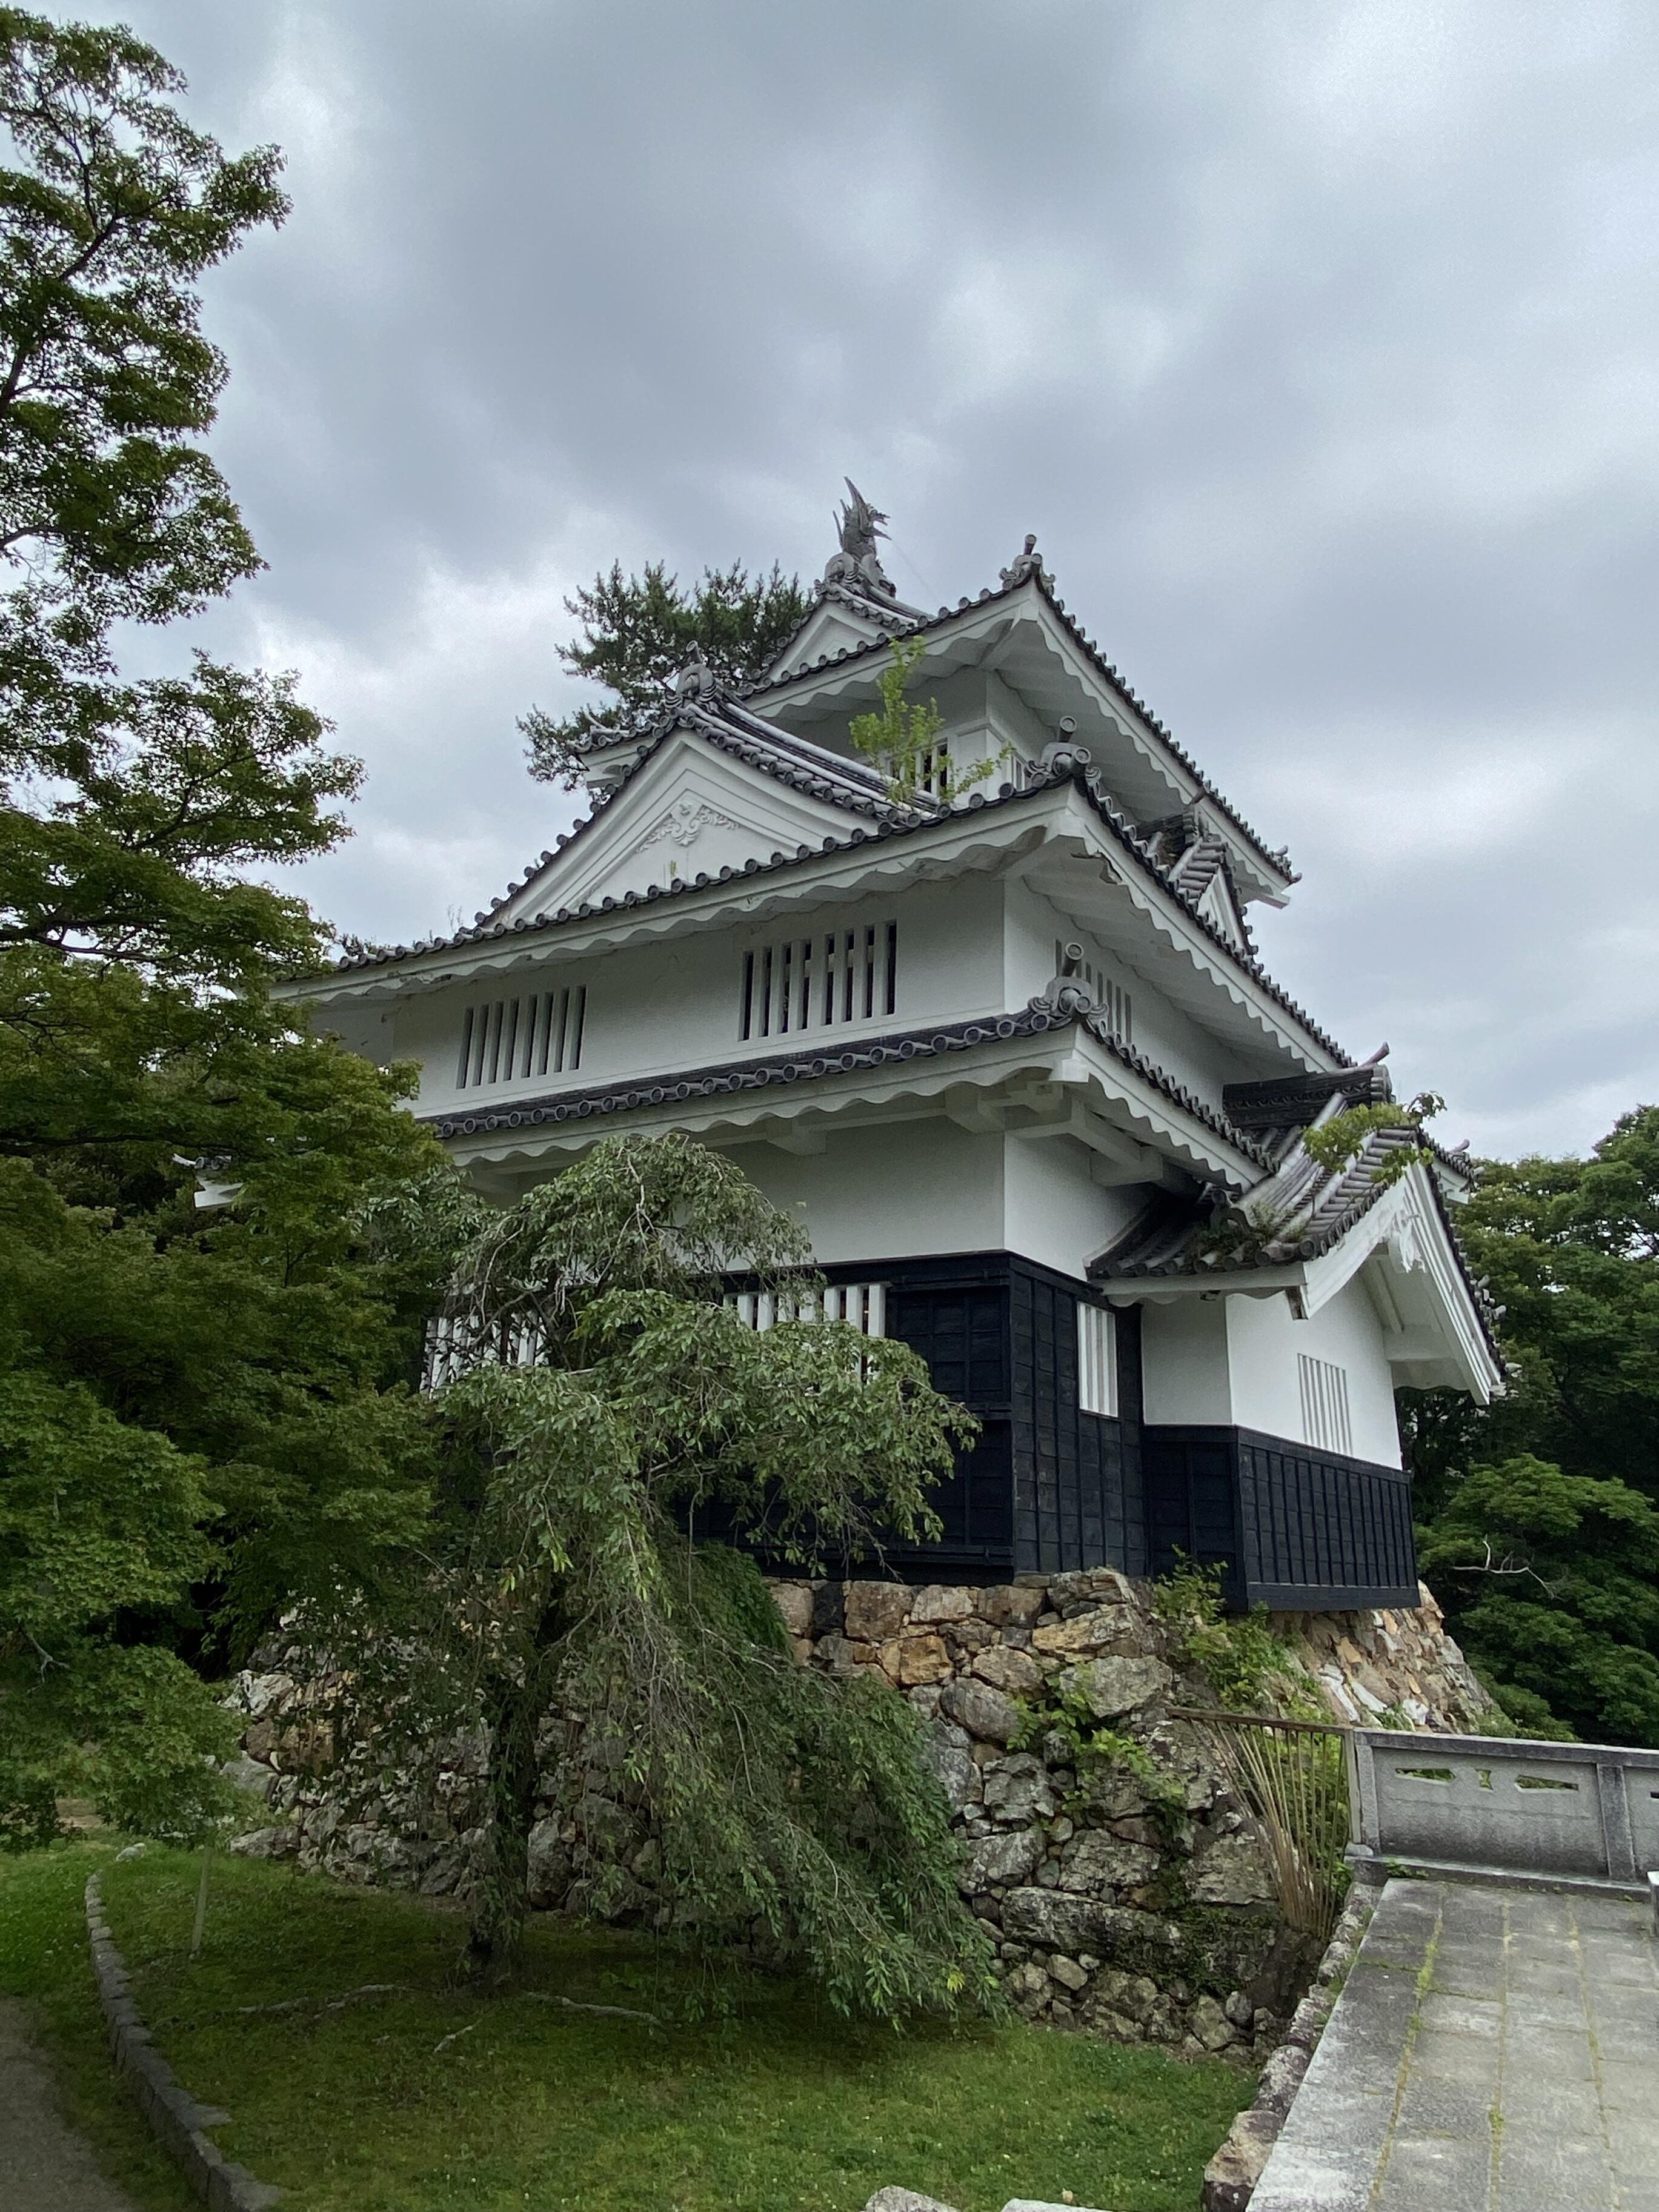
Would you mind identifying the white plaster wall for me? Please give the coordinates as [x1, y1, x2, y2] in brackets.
[1139, 1298, 1234, 1425]
[311, 1002, 396, 1068]
[1111, 959, 1234, 1105]
[1005, 880, 1236, 1108]
[1002, 1134, 1145, 1280]
[396, 872, 1008, 1119]
[1226, 1278, 1402, 1467]
[717, 1118, 1004, 1264]
[1003, 874, 1066, 1011]
[772, 667, 1055, 788]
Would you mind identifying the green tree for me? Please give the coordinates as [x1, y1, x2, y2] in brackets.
[325, 1134, 992, 2019]
[1405, 1107, 1659, 1739]
[0, 14, 464, 1844]
[848, 636, 1011, 805]
[0, 9, 285, 759]
[0, 1054, 464, 1844]
[1417, 1456, 1659, 1741]
[522, 559, 808, 782]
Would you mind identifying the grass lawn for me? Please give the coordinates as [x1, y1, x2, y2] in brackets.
[0, 1841, 1253, 2212]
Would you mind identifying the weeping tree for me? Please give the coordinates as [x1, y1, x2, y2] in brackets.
[333, 1134, 994, 2019]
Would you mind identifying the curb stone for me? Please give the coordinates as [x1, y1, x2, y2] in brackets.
[84, 1875, 283, 2212]
[861, 2194, 1116, 2211]
[1199, 1883, 1376, 2211]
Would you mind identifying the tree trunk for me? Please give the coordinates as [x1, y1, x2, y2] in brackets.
[467, 1591, 567, 1978]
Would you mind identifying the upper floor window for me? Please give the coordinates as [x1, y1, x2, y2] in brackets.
[740, 922, 897, 1043]
[457, 985, 585, 1089]
[914, 736, 951, 800]
[1298, 1352, 1353, 1456]
[1054, 937, 1132, 1041]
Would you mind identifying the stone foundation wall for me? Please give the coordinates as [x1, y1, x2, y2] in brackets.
[227, 1572, 1491, 2063]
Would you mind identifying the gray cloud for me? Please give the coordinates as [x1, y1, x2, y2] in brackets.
[57, 0, 1659, 1156]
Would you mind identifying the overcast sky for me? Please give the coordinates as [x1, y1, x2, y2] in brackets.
[65, 1, 1659, 1159]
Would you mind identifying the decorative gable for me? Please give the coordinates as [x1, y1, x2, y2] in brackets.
[1195, 868, 1248, 951]
[763, 593, 898, 681]
[496, 723, 877, 925]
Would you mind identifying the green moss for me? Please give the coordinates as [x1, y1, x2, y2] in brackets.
[1, 1841, 1254, 2212]
[1163, 1906, 1283, 1998]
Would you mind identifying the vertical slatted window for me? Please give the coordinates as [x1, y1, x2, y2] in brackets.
[1054, 937, 1132, 1040]
[739, 922, 898, 1041]
[725, 1283, 887, 1337]
[1077, 1302, 1118, 1417]
[456, 985, 586, 1088]
[1298, 1353, 1353, 1456]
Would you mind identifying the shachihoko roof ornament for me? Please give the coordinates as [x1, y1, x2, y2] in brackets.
[823, 478, 899, 599]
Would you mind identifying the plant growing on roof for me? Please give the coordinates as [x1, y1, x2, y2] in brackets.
[848, 636, 1012, 806]
[1302, 1092, 1446, 1188]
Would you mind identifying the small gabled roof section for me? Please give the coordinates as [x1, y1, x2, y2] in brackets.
[761, 579, 922, 682]
[760, 478, 926, 679]
[748, 549, 1296, 906]
[490, 663, 897, 925]
[1166, 836, 1252, 954]
[1089, 1083, 1503, 1400]
[1222, 1062, 1395, 1159]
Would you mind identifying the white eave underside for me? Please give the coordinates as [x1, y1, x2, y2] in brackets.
[748, 579, 1292, 906]
[436, 1018, 1264, 1189]
[280, 785, 1340, 1078]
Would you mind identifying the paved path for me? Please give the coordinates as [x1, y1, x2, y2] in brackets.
[0, 1999, 139, 2212]
[1252, 1876, 1659, 2211]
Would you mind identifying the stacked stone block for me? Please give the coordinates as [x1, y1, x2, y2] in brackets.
[227, 1570, 1491, 2061]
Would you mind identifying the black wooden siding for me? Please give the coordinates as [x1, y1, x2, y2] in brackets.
[1143, 1424, 1418, 1611]
[750, 1254, 1414, 1609]
[883, 1275, 1013, 1573]
[863, 1253, 1142, 1583]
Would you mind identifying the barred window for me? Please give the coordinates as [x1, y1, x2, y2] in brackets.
[725, 1283, 887, 1336]
[1054, 937, 1132, 1041]
[1298, 1353, 1354, 1456]
[739, 922, 897, 1042]
[1077, 1302, 1118, 1417]
[456, 986, 585, 1089]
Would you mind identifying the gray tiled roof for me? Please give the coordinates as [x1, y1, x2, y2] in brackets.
[430, 998, 1274, 1170]
[1165, 834, 1256, 955]
[1089, 1118, 1503, 1359]
[744, 563, 1297, 886]
[324, 698, 1351, 1067]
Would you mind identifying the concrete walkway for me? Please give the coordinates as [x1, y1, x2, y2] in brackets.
[0, 1999, 138, 2212]
[1252, 1876, 1659, 2211]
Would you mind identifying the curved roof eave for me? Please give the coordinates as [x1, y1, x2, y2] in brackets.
[429, 1001, 1269, 1186]
[299, 756, 1348, 1069]
[743, 570, 1297, 892]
